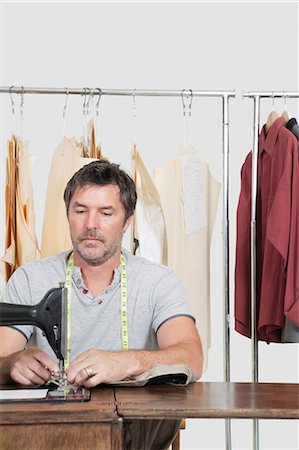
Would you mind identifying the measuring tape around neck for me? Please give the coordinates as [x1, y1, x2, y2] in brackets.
[64, 252, 128, 367]
[120, 253, 128, 351]
[65, 253, 74, 369]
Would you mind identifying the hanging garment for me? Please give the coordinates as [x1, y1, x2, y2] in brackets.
[1, 137, 17, 281]
[282, 117, 299, 343]
[82, 118, 103, 159]
[286, 117, 299, 148]
[131, 145, 167, 264]
[41, 130, 105, 257]
[154, 147, 221, 371]
[235, 117, 299, 343]
[0, 136, 40, 281]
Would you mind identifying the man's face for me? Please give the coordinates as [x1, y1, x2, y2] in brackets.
[68, 183, 132, 265]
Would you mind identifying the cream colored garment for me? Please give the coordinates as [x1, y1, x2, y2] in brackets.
[1, 136, 40, 281]
[154, 147, 220, 372]
[131, 145, 167, 265]
[41, 136, 101, 257]
[110, 363, 195, 387]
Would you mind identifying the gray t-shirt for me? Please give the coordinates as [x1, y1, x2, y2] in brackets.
[2, 249, 194, 363]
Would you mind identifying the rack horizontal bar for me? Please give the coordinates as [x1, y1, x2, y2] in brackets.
[0, 86, 235, 98]
[243, 91, 299, 98]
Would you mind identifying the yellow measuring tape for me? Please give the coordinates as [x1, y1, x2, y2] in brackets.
[120, 253, 128, 351]
[65, 253, 74, 369]
[64, 252, 128, 368]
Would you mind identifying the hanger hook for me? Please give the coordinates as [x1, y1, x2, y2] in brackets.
[20, 86, 24, 119]
[272, 91, 275, 111]
[132, 89, 137, 118]
[63, 88, 69, 119]
[283, 92, 287, 111]
[181, 90, 186, 116]
[181, 89, 193, 117]
[82, 87, 86, 112]
[86, 87, 92, 113]
[9, 86, 15, 115]
[96, 88, 102, 114]
[188, 89, 193, 117]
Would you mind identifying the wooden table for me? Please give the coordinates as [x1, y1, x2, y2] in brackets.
[0, 382, 298, 450]
[115, 382, 299, 420]
[0, 387, 122, 450]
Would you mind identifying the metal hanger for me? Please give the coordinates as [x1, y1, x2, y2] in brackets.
[95, 88, 102, 151]
[95, 88, 102, 117]
[62, 88, 69, 136]
[181, 89, 193, 117]
[9, 86, 16, 116]
[265, 91, 279, 133]
[181, 89, 193, 146]
[9, 86, 16, 137]
[281, 92, 290, 124]
[19, 86, 24, 142]
[132, 89, 137, 145]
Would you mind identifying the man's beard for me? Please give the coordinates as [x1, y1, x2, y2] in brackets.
[71, 229, 122, 266]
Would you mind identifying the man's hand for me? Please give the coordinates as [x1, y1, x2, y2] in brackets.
[66, 349, 140, 387]
[5, 347, 59, 386]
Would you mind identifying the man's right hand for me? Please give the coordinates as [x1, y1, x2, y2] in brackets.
[3, 347, 59, 386]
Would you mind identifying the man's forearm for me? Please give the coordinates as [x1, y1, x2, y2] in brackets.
[127, 341, 203, 380]
[67, 340, 203, 387]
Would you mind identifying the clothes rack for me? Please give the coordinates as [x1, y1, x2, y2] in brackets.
[0, 85, 236, 450]
[243, 90, 299, 450]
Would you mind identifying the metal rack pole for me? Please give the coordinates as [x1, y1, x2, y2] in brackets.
[251, 95, 261, 450]
[222, 94, 232, 450]
[0, 86, 236, 98]
[251, 96, 260, 383]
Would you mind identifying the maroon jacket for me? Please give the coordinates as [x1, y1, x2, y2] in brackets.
[235, 117, 299, 342]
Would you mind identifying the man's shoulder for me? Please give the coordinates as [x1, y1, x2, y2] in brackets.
[17, 251, 70, 275]
[123, 248, 175, 280]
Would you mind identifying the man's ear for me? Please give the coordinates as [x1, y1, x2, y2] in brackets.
[123, 213, 134, 233]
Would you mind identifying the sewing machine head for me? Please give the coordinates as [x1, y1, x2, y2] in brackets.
[0, 285, 67, 361]
[0, 285, 91, 401]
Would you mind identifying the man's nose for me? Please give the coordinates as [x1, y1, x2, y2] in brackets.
[84, 212, 99, 229]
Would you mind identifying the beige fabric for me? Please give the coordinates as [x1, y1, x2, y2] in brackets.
[154, 147, 221, 372]
[41, 135, 105, 257]
[83, 118, 103, 159]
[110, 363, 195, 387]
[1, 137, 40, 281]
[131, 145, 167, 265]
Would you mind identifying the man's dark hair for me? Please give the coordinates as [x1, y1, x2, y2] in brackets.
[63, 160, 137, 221]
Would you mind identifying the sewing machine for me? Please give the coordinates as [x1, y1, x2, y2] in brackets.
[0, 284, 78, 399]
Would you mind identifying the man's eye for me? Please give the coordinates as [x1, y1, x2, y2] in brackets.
[102, 212, 112, 216]
[75, 210, 85, 214]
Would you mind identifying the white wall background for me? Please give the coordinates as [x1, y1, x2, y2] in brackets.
[0, 1, 298, 449]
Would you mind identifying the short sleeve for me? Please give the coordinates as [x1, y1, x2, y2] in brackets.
[151, 269, 195, 332]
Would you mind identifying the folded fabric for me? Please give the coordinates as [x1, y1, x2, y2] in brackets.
[110, 363, 195, 387]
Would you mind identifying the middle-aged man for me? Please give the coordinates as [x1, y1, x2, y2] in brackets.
[0, 160, 203, 449]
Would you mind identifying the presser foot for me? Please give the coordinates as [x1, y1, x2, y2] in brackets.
[47, 381, 88, 400]
[46, 374, 79, 398]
